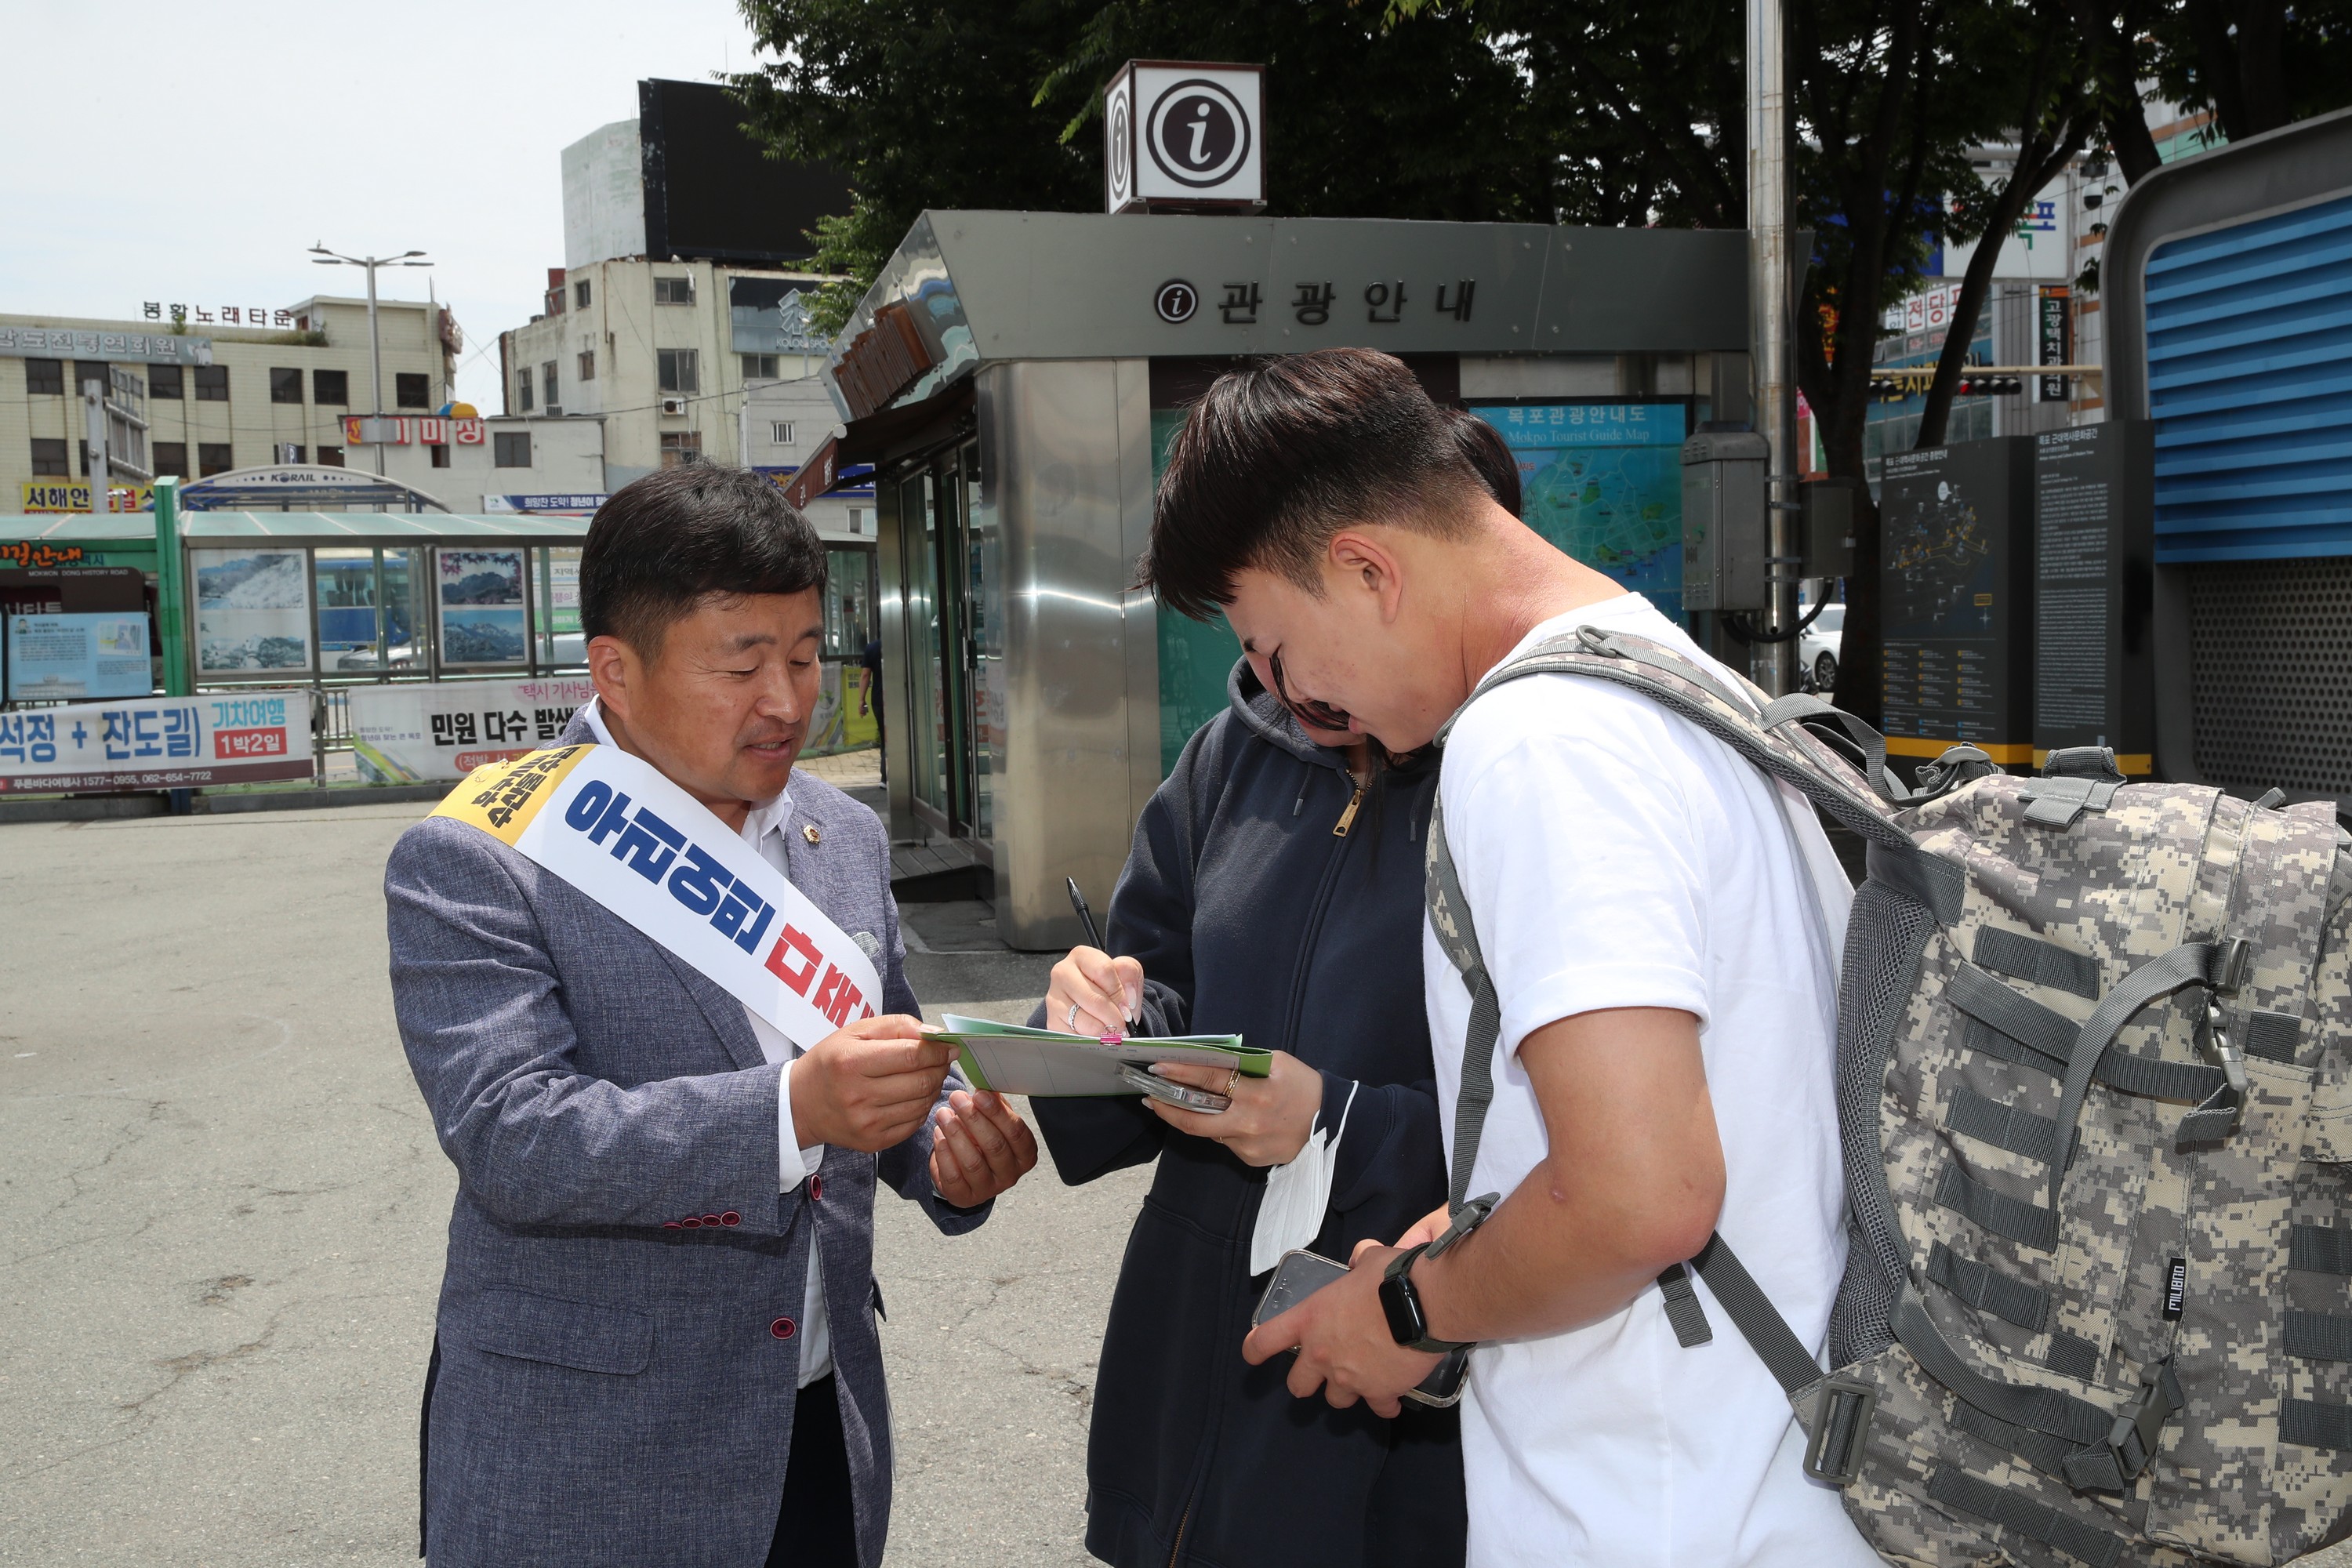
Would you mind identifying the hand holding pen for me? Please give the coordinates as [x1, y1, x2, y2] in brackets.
[1050, 877, 1141, 1040]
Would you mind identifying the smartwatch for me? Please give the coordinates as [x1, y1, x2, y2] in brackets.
[1379, 1243, 1472, 1353]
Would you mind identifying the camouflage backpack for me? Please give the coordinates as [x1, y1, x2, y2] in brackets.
[1422, 624, 2352, 1567]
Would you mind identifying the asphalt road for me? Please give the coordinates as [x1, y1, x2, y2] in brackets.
[0, 800, 1145, 1566]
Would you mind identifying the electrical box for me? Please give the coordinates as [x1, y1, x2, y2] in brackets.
[1800, 477, 1861, 583]
[1680, 431, 1769, 612]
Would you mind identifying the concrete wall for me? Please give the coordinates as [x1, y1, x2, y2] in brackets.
[498, 258, 827, 485]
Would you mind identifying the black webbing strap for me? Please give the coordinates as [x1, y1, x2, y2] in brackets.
[1936, 1161, 2060, 1249]
[2286, 1310, 2352, 1363]
[2284, 1398, 2352, 1450]
[1758, 691, 1909, 805]
[1424, 800, 1498, 1217]
[1893, 1289, 2115, 1448]
[2045, 1331, 2102, 1381]
[1947, 1086, 2060, 1162]
[2243, 1008, 2303, 1063]
[1975, 927, 2102, 999]
[2045, 939, 2249, 1218]
[1689, 1232, 1823, 1398]
[1926, 1240, 2049, 1330]
[1867, 838, 1968, 925]
[1952, 962, 2230, 1103]
[1656, 1263, 1714, 1347]
[1926, 1468, 2125, 1567]
[1949, 1396, 2081, 1477]
[2292, 1224, 2352, 1276]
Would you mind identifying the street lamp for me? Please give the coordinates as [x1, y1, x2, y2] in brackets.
[309, 244, 432, 475]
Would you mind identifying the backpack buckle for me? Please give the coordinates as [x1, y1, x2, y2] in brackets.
[2061, 1360, 2183, 1492]
[1802, 1377, 1878, 1486]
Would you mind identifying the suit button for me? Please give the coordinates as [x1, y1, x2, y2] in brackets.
[808, 1175, 824, 1202]
[720, 1211, 742, 1227]
[682, 1217, 702, 1229]
[702, 1213, 723, 1227]
[771, 1317, 797, 1340]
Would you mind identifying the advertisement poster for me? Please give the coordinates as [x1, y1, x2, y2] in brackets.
[1470, 403, 1690, 620]
[194, 549, 312, 675]
[437, 549, 527, 666]
[6, 612, 152, 701]
[0, 689, 312, 794]
[348, 677, 595, 782]
[804, 662, 880, 756]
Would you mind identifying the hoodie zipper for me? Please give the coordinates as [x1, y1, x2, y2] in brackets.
[1332, 782, 1365, 837]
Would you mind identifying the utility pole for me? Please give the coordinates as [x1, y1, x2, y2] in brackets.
[1748, 0, 1799, 695]
[309, 243, 432, 477]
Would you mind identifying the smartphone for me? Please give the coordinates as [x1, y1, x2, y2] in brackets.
[1118, 1062, 1230, 1114]
[1250, 1248, 1473, 1409]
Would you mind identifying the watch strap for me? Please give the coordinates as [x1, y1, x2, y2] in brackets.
[1382, 1243, 1474, 1353]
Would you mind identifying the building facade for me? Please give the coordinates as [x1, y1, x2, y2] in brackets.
[358, 412, 608, 514]
[0, 295, 454, 510]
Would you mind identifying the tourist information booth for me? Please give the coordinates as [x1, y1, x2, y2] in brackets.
[797, 209, 1756, 948]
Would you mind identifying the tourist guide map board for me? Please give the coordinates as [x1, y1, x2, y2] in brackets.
[1878, 437, 2036, 768]
[1471, 403, 1690, 620]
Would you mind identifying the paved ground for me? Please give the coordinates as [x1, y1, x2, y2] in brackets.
[0, 786, 1143, 1566]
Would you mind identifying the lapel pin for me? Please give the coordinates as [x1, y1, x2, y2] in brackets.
[802, 823, 822, 844]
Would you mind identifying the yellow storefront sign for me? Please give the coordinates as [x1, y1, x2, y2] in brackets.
[20, 480, 154, 514]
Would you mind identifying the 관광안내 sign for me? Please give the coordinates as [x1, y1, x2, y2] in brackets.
[0, 690, 313, 794]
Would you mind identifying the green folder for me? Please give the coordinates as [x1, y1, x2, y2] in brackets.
[925, 1013, 1267, 1098]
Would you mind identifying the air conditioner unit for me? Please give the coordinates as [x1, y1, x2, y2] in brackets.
[659, 397, 688, 416]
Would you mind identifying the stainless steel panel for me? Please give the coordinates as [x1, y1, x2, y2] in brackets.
[1114, 359, 1162, 834]
[980, 359, 1149, 949]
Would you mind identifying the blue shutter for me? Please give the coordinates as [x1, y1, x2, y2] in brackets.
[2146, 190, 2352, 562]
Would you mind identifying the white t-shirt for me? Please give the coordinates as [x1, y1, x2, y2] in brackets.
[1421, 595, 1875, 1567]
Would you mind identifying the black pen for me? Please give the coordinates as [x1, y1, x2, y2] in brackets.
[1065, 876, 1107, 950]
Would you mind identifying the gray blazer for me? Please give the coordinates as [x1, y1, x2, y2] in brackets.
[385, 713, 984, 1568]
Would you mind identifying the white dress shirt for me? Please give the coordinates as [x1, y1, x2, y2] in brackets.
[581, 699, 832, 1386]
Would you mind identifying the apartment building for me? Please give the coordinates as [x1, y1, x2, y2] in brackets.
[1, 295, 452, 509]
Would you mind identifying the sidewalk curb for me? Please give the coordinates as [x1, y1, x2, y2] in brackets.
[0, 782, 455, 824]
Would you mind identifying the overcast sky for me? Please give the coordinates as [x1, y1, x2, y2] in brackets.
[0, 1, 770, 411]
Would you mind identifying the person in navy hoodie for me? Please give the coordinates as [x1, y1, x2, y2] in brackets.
[1030, 413, 1519, 1568]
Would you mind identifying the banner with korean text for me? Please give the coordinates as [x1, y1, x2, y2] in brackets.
[347, 678, 593, 783]
[0, 690, 313, 794]
[434, 745, 881, 1044]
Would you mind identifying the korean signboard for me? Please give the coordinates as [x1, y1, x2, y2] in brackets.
[6, 612, 152, 702]
[347, 677, 596, 782]
[20, 480, 154, 514]
[341, 416, 486, 447]
[0, 689, 312, 794]
[0, 325, 213, 365]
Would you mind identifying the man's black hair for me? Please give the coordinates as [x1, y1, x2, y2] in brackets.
[1141, 348, 1490, 622]
[579, 464, 826, 655]
[1446, 407, 1524, 519]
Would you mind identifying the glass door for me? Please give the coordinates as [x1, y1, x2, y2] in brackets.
[899, 470, 952, 829]
[955, 442, 1000, 841]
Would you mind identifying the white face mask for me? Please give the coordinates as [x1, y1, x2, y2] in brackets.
[1249, 1080, 1359, 1276]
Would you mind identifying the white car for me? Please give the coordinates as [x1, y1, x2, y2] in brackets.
[1800, 601, 1844, 692]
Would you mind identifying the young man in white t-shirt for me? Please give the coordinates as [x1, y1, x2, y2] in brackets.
[1142, 349, 1878, 1566]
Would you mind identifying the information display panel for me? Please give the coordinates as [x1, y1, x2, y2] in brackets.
[1879, 437, 2035, 768]
[2033, 422, 2154, 773]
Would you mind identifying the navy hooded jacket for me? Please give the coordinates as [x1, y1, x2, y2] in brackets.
[1033, 658, 1463, 1568]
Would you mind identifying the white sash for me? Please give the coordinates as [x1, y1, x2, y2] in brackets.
[432, 743, 881, 1047]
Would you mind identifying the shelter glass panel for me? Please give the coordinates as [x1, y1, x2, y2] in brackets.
[434, 548, 528, 668]
[537, 548, 583, 669]
[192, 546, 314, 677]
[958, 443, 1002, 840]
[315, 548, 382, 671]
[382, 549, 426, 671]
[824, 548, 876, 659]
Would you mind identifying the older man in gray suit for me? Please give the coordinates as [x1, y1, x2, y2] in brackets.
[387, 465, 1038, 1568]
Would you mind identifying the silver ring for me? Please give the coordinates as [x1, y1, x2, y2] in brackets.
[1066, 1002, 1080, 1032]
